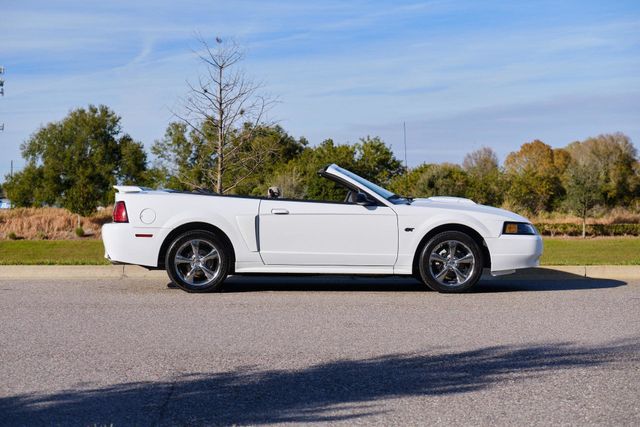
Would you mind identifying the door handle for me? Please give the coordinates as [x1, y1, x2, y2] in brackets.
[271, 208, 289, 215]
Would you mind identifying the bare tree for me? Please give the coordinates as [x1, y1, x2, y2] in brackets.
[462, 146, 498, 175]
[174, 36, 275, 193]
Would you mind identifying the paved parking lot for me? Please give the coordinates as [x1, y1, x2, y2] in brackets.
[0, 274, 638, 426]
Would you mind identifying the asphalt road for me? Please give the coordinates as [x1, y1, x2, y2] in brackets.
[0, 274, 638, 426]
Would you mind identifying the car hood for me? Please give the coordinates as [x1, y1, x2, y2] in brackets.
[408, 197, 530, 222]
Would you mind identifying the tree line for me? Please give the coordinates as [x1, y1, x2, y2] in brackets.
[2, 38, 638, 229]
[2, 103, 638, 227]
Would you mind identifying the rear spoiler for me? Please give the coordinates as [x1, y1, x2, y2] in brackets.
[113, 185, 150, 193]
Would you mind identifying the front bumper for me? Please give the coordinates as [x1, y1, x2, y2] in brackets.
[485, 234, 543, 274]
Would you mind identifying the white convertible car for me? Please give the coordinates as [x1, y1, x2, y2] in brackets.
[102, 164, 542, 293]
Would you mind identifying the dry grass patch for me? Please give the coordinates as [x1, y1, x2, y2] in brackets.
[0, 207, 112, 240]
[532, 207, 640, 225]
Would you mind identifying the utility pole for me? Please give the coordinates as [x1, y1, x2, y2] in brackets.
[1, 66, 7, 183]
[0, 65, 4, 132]
[403, 121, 408, 170]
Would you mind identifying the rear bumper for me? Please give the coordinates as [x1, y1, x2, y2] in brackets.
[102, 223, 167, 268]
[485, 234, 543, 274]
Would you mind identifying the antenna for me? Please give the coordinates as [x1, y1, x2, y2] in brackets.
[403, 121, 408, 169]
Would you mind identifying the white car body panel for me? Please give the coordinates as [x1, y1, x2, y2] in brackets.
[102, 164, 543, 276]
[258, 199, 397, 266]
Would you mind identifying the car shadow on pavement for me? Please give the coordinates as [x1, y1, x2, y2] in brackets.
[1, 339, 637, 426]
[200, 269, 627, 293]
[476, 268, 627, 292]
[219, 275, 426, 292]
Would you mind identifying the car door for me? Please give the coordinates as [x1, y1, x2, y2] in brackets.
[258, 199, 398, 266]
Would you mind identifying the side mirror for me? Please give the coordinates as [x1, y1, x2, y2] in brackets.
[355, 192, 376, 206]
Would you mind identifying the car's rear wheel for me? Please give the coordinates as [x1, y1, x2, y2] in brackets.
[418, 231, 483, 293]
[165, 230, 230, 292]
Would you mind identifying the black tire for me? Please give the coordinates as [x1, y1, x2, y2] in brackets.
[165, 230, 231, 293]
[417, 231, 484, 293]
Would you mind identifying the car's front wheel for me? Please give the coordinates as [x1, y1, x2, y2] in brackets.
[418, 231, 484, 293]
[165, 230, 230, 292]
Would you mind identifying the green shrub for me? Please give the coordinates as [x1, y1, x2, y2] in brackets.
[7, 232, 18, 240]
[74, 227, 85, 238]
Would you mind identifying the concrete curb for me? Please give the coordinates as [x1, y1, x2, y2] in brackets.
[0, 265, 166, 280]
[0, 265, 638, 280]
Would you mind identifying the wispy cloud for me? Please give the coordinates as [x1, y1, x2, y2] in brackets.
[1, 0, 639, 177]
[357, 92, 640, 165]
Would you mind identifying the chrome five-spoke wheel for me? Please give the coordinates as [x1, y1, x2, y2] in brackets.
[418, 231, 483, 293]
[428, 240, 475, 287]
[174, 239, 222, 287]
[166, 230, 230, 292]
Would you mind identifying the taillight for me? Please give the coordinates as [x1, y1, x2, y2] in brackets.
[113, 201, 129, 223]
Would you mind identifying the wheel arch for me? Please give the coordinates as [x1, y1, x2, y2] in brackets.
[411, 223, 491, 276]
[158, 222, 236, 272]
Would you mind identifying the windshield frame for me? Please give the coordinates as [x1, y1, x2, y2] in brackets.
[330, 165, 409, 205]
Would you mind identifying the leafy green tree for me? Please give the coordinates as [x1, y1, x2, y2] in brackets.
[565, 133, 638, 207]
[288, 139, 358, 201]
[151, 122, 215, 190]
[413, 163, 469, 198]
[563, 162, 603, 238]
[2, 164, 46, 207]
[269, 167, 306, 200]
[3, 105, 149, 215]
[64, 169, 100, 216]
[632, 160, 640, 204]
[388, 164, 431, 197]
[275, 136, 403, 202]
[224, 125, 307, 196]
[353, 136, 405, 186]
[504, 140, 567, 214]
[390, 150, 499, 203]
[118, 135, 151, 186]
[462, 147, 503, 205]
[153, 122, 307, 195]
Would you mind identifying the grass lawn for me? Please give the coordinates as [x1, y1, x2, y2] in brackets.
[0, 240, 109, 265]
[540, 237, 640, 265]
[0, 237, 638, 266]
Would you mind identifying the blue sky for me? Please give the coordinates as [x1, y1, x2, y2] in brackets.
[1, 0, 639, 179]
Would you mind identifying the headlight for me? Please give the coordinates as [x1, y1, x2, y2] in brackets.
[503, 222, 537, 235]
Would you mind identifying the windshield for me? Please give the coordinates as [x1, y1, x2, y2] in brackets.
[332, 165, 402, 202]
